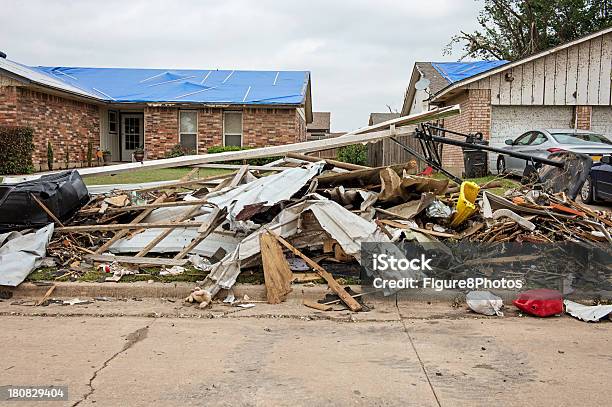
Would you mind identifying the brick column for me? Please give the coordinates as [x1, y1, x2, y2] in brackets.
[573, 106, 592, 130]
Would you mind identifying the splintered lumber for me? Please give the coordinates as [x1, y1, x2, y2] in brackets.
[86, 254, 188, 266]
[173, 207, 227, 260]
[268, 231, 362, 312]
[84, 199, 211, 214]
[2, 105, 459, 182]
[135, 172, 236, 193]
[260, 232, 293, 304]
[316, 162, 416, 187]
[286, 152, 369, 171]
[378, 219, 459, 238]
[95, 194, 167, 254]
[35, 285, 56, 306]
[58, 221, 204, 233]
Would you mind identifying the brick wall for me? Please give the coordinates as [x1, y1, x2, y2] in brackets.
[573, 105, 592, 130]
[6, 87, 100, 171]
[440, 89, 491, 176]
[0, 86, 17, 125]
[144, 106, 179, 159]
[144, 106, 305, 158]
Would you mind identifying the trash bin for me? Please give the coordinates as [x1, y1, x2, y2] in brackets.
[463, 137, 488, 178]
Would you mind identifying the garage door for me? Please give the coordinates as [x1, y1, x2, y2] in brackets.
[591, 106, 612, 140]
[490, 106, 573, 173]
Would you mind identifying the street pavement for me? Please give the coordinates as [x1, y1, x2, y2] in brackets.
[0, 298, 610, 406]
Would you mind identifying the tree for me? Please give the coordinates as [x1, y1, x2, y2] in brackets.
[448, 0, 612, 60]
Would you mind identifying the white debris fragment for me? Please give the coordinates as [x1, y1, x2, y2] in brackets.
[466, 291, 504, 316]
[564, 300, 612, 322]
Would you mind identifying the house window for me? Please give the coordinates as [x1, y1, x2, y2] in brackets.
[224, 111, 243, 147]
[108, 110, 118, 134]
[179, 110, 198, 153]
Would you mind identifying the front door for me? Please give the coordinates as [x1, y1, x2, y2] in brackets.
[121, 114, 143, 161]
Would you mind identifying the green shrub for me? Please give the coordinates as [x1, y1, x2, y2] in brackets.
[164, 143, 194, 158]
[206, 145, 280, 166]
[47, 141, 54, 171]
[337, 144, 367, 166]
[0, 126, 34, 175]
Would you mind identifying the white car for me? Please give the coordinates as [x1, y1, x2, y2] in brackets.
[497, 129, 612, 176]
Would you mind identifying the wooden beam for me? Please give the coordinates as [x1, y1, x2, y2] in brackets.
[228, 165, 249, 188]
[267, 231, 362, 312]
[58, 221, 204, 233]
[378, 219, 458, 239]
[192, 164, 288, 172]
[173, 207, 226, 260]
[94, 194, 167, 254]
[135, 206, 202, 257]
[285, 152, 369, 171]
[86, 254, 188, 266]
[30, 193, 65, 227]
[80, 199, 211, 215]
[3, 106, 459, 182]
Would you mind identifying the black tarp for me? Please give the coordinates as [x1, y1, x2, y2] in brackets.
[0, 170, 89, 232]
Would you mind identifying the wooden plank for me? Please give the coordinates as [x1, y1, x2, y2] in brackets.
[554, 50, 567, 104]
[600, 33, 612, 105]
[228, 165, 249, 188]
[588, 36, 603, 105]
[30, 193, 65, 227]
[490, 73, 501, 105]
[173, 207, 226, 260]
[544, 54, 557, 105]
[532, 57, 545, 105]
[499, 69, 512, 104]
[521, 61, 534, 105]
[303, 299, 332, 311]
[566, 45, 579, 104]
[58, 221, 204, 233]
[268, 231, 362, 312]
[260, 232, 293, 304]
[2, 106, 460, 183]
[81, 199, 211, 214]
[286, 152, 369, 170]
[86, 254, 188, 266]
[95, 194, 167, 254]
[510, 65, 523, 105]
[576, 40, 591, 105]
[136, 172, 236, 193]
[35, 285, 56, 306]
[316, 162, 415, 186]
[379, 219, 458, 238]
[192, 163, 287, 171]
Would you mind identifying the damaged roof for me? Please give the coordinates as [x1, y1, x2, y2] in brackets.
[0, 58, 311, 107]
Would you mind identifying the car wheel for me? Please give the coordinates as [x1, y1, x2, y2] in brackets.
[521, 165, 538, 185]
[580, 176, 594, 204]
[496, 156, 506, 175]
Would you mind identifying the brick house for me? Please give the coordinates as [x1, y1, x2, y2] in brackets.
[402, 26, 612, 176]
[0, 56, 312, 170]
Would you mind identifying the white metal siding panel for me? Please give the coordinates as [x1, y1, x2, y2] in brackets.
[532, 57, 545, 105]
[600, 33, 612, 105]
[588, 36, 603, 105]
[489, 106, 573, 173]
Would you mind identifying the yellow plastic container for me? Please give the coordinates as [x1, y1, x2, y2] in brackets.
[450, 181, 480, 228]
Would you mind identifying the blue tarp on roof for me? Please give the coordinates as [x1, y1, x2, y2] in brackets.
[28, 65, 310, 105]
[431, 61, 509, 84]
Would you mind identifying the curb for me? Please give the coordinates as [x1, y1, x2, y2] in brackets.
[5, 282, 609, 303]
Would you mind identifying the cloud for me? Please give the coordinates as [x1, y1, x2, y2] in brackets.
[0, 0, 482, 130]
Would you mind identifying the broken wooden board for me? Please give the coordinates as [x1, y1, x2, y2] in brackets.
[2, 106, 459, 182]
[316, 162, 416, 187]
[268, 231, 362, 312]
[303, 299, 332, 311]
[57, 221, 205, 233]
[285, 152, 369, 171]
[86, 254, 188, 266]
[260, 232, 293, 304]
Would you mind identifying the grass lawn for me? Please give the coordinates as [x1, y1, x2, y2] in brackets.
[83, 167, 231, 185]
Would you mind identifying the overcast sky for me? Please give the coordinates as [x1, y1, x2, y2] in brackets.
[1, 0, 482, 131]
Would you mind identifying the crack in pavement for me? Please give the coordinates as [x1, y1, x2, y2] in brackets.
[72, 321, 154, 406]
[396, 296, 442, 407]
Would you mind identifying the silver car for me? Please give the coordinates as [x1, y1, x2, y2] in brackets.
[496, 128, 612, 176]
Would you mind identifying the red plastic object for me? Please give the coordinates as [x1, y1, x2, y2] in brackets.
[513, 289, 563, 317]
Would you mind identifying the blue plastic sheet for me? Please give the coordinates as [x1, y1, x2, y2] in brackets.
[432, 60, 508, 83]
[30, 66, 310, 105]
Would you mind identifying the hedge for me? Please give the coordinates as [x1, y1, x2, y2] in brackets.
[206, 145, 280, 166]
[337, 144, 368, 166]
[0, 126, 34, 175]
